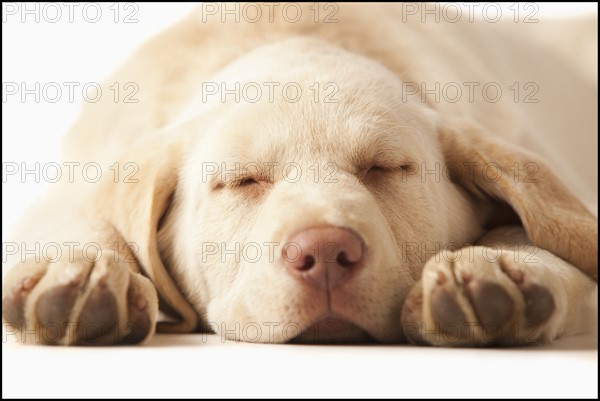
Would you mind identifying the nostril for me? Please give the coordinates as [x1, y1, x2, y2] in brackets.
[299, 255, 315, 271]
[337, 252, 354, 267]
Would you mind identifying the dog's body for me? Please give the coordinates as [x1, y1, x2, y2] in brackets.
[3, 4, 598, 345]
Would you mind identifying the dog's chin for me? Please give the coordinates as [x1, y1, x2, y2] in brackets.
[288, 316, 376, 344]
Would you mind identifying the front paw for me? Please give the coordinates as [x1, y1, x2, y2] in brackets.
[2, 248, 158, 345]
[400, 247, 565, 346]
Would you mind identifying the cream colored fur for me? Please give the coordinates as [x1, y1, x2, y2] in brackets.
[2, 4, 597, 345]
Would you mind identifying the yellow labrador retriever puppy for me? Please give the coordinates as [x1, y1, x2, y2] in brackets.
[3, 3, 597, 345]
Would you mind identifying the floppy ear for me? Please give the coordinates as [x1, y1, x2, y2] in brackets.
[100, 139, 199, 333]
[438, 118, 598, 282]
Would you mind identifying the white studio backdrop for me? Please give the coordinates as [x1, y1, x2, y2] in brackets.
[2, 2, 598, 238]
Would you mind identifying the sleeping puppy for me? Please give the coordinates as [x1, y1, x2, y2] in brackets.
[2, 3, 597, 345]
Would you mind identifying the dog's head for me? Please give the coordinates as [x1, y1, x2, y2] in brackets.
[109, 38, 597, 343]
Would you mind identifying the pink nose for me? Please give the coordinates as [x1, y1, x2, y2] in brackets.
[283, 227, 364, 290]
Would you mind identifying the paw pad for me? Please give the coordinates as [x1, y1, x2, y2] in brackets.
[35, 282, 80, 343]
[431, 286, 467, 327]
[76, 286, 119, 344]
[520, 284, 555, 326]
[466, 281, 513, 327]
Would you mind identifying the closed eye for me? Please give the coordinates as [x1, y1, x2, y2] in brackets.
[367, 165, 388, 174]
[234, 177, 259, 187]
[212, 177, 262, 191]
[228, 177, 272, 195]
[367, 163, 417, 175]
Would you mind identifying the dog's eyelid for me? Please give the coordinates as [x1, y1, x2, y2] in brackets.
[233, 177, 259, 187]
[398, 162, 418, 173]
[212, 181, 226, 191]
[227, 175, 273, 189]
[366, 163, 416, 173]
[210, 173, 273, 191]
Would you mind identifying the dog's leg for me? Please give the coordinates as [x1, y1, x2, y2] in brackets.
[400, 225, 597, 346]
[2, 228, 158, 345]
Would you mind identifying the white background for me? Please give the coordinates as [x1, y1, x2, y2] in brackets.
[2, 2, 598, 398]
